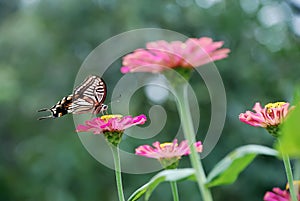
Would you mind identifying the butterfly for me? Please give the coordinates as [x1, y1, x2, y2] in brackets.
[38, 75, 108, 120]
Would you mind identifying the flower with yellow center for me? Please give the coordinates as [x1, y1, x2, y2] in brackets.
[76, 114, 147, 146]
[135, 139, 203, 169]
[239, 102, 293, 137]
[100, 114, 123, 121]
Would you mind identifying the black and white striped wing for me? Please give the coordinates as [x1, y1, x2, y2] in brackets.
[69, 75, 107, 114]
[37, 75, 107, 120]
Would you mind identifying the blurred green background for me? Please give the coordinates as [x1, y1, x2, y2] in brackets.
[1, 0, 300, 200]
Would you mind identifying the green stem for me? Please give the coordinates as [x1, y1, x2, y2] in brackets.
[281, 147, 298, 201]
[110, 145, 125, 201]
[175, 84, 213, 201]
[295, 160, 300, 196]
[170, 181, 179, 201]
[295, 159, 300, 180]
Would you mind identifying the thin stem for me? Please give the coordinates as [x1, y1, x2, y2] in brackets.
[282, 154, 298, 201]
[175, 84, 213, 201]
[295, 159, 300, 180]
[279, 140, 298, 201]
[110, 145, 125, 201]
[295, 160, 300, 196]
[170, 181, 179, 201]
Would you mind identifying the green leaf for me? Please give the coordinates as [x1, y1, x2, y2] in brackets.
[127, 168, 195, 201]
[276, 102, 300, 157]
[206, 145, 278, 188]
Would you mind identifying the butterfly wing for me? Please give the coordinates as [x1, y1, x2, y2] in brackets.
[70, 75, 107, 114]
[38, 75, 107, 120]
[93, 76, 107, 114]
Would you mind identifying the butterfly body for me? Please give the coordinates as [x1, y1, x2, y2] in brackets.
[38, 75, 107, 120]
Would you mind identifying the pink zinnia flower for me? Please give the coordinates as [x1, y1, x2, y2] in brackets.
[76, 114, 147, 146]
[264, 187, 300, 201]
[121, 37, 230, 74]
[135, 139, 203, 169]
[76, 114, 147, 134]
[239, 102, 293, 136]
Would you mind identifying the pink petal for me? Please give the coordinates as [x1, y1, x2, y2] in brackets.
[120, 66, 130, 73]
[240, 102, 293, 128]
[253, 102, 263, 113]
[76, 114, 147, 134]
[263, 188, 291, 201]
[135, 139, 203, 159]
[121, 37, 230, 74]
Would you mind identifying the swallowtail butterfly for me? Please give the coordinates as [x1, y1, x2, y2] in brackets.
[38, 75, 108, 120]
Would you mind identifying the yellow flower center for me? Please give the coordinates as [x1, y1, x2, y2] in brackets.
[160, 142, 178, 149]
[265, 102, 286, 113]
[286, 180, 300, 191]
[100, 114, 123, 121]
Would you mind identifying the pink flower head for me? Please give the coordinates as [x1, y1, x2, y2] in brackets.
[239, 102, 292, 127]
[239, 102, 293, 137]
[264, 187, 300, 201]
[121, 37, 230, 74]
[136, 139, 202, 169]
[76, 114, 147, 134]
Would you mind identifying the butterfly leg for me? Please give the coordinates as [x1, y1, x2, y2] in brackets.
[37, 115, 54, 120]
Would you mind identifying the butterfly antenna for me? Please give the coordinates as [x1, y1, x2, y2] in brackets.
[37, 108, 54, 120]
[37, 108, 50, 112]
